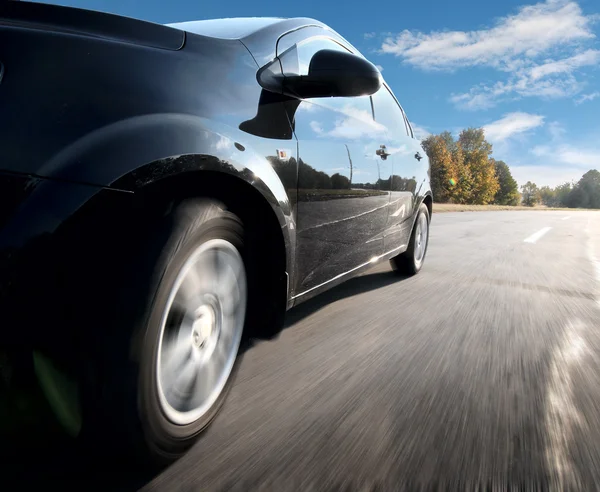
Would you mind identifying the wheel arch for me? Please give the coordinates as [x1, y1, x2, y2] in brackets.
[36, 113, 295, 284]
[129, 167, 291, 339]
[422, 193, 433, 220]
[26, 113, 296, 340]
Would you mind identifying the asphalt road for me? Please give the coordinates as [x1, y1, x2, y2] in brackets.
[12, 210, 600, 490]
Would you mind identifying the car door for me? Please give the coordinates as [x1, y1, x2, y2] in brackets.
[277, 34, 390, 295]
[371, 83, 426, 253]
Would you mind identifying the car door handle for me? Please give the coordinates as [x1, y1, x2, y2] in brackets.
[376, 145, 390, 160]
[414, 152, 423, 161]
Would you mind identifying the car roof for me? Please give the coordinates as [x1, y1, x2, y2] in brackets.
[166, 17, 327, 40]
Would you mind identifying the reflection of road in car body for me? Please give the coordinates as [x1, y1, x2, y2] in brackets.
[292, 95, 390, 290]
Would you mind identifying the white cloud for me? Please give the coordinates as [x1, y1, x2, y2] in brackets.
[375, 65, 384, 72]
[531, 143, 600, 167]
[298, 102, 320, 112]
[380, 0, 600, 109]
[215, 135, 232, 150]
[575, 91, 600, 104]
[410, 123, 431, 140]
[311, 106, 386, 139]
[364, 32, 376, 39]
[450, 91, 499, 111]
[510, 165, 583, 187]
[483, 112, 545, 141]
[451, 49, 600, 109]
[547, 121, 566, 140]
[492, 125, 598, 187]
[381, 0, 595, 70]
[528, 49, 600, 79]
[310, 121, 324, 135]
[531, 145, 551, 156]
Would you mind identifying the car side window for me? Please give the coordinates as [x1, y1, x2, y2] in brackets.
[279, 36, 351, 76]
[279, 37, 375, 138]
[298, 37, 350, 75]
[371, 85, 411, 138]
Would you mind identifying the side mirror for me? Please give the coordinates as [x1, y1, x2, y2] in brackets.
[283, 49, 381, 99]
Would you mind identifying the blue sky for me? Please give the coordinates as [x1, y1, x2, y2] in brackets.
[42, 0, 600, 188]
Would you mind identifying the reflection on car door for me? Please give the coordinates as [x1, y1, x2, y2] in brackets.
[282, 36, 390, 296]
[371, 83, 426, 253]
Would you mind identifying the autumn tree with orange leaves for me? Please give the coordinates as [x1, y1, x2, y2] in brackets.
[458, 128, 499, 204]
[420, 133, 457, 203]
[421, 127, 509, 205]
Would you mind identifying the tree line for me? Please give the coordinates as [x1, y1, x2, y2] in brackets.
[521, 171, 600, 208]
[421, 128, 600, 209]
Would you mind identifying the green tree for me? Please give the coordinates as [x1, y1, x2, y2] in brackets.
[493, 159, 519, 205]
[331, 173, 350, 190]
[521, 181, 540, 207]
[569, 170, 600, 209]
[554, 182, 573, 207]
[539, 185, 557, 207]
[458, 128, 499, 204]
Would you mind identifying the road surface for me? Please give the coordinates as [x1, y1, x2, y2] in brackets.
[14, 210, 600, 490]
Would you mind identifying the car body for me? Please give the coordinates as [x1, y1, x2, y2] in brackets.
[0, 1, 431, 465]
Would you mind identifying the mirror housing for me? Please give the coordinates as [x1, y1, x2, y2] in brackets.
[282, 49, 381, 99]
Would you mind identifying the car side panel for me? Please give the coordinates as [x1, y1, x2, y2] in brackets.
[0, 24, 300, 294]
[371, 84, 430, 253]
[271, 33, 390, 296]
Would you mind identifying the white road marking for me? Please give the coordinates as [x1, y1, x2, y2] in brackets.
[524, 227, 552, 243]
[585, 219, 600, 307]
[300, 198, 401, 232]
[390, 203, 406, 218]
[544, 217, 598, 487]
[562, 216, 572, 221]
[544, 319, 587, 490]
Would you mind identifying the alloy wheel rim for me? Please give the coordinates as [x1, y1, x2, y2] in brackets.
[156, 239, 247, 426]
[414, 214, 428, 267]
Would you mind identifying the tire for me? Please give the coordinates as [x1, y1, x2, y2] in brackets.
[80, 198, 248, 468]
[390, 202, 430, 276]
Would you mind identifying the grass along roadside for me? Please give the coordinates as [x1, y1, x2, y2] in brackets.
[433, 203, 593, 213]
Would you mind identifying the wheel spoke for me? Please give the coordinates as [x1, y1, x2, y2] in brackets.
[163, 357, 198, 411]
[173, 356, 198, 393]
[161, 337, 193, 379]
[218, 271, 243, 313]
[177, 266, 205, 304]
[414, 214, 428, 264]
[214, 322, 233, 361]
[199, 250, 244, 313]
[193, 358, 218, 402]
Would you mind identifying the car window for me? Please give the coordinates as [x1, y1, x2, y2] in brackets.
[371, 85, 411, 138]
[280, 36, 376, 139]
[296, 36, 351, 75]
[279, 36, 351, 77]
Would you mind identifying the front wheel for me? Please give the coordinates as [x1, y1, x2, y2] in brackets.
[390, 202, 430, 276]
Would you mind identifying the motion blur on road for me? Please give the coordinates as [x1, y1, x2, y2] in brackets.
[6, 209, 600, 490]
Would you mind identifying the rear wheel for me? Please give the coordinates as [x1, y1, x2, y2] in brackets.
[390, 202, 430, 276]
[81, 198, 248, 466]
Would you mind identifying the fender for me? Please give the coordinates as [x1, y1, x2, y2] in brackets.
[407, 182, 433, 235]
[2, 115, 296, 310]
[34, 112, 296, 273]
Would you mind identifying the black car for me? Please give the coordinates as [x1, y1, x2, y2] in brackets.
[0, 2, 431, 466]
